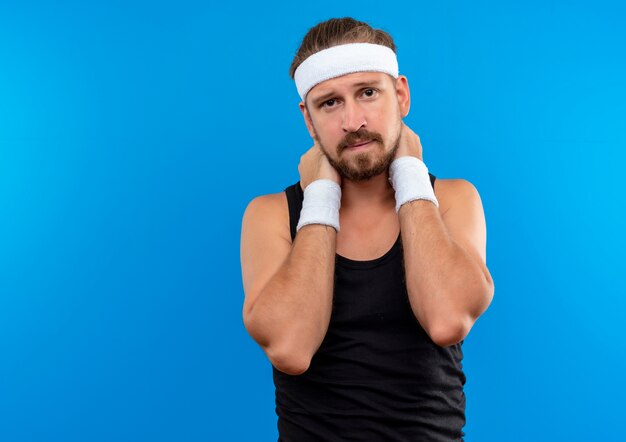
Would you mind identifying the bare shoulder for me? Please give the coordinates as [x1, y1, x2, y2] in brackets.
[433, 178, 483, 217]
[242, 191, 291, 245]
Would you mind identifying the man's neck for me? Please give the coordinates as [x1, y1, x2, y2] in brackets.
[340, 170, 396, 211]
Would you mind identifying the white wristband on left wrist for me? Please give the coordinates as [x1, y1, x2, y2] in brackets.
[388, 156, 439, 212]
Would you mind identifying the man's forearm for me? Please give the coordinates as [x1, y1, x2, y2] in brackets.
[246, 224, 336, 373]
[399, 200, 494, 346]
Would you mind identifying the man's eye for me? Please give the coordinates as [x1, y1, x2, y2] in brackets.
[363, 88, 377, 97]
[322, 99, 336, 108]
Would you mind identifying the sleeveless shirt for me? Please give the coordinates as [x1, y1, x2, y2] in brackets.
[275, 173, 466, 441]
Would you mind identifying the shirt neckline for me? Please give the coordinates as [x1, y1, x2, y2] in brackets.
[335, 232, 402, 269]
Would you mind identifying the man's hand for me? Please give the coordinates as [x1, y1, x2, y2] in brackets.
[393, 122, 423, 161]
[298, 141, 342, 191]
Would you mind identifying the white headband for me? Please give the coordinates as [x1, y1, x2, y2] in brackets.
[294, 42, 399, 101]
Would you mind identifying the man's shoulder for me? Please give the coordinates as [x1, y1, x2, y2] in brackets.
[434, 177, 477, 193]
[242, 191, 291, 244]
[245, 191, 289, 213]
[434, 178, 481, 217]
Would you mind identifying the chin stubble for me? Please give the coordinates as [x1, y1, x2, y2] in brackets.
[316, 124, 401, 182]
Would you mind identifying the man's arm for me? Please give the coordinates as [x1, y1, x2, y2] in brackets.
[240, 194, 336, 375]
[399, 179, 495, 347]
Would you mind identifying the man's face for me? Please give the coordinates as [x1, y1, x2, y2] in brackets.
[300, 71, 410, 182]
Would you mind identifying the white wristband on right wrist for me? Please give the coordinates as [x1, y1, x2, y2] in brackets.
[388, 156, 439, 212]
[296, 179, 342, 233]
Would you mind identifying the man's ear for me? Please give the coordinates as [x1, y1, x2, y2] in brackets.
[299, 101, 317, 139]
[395, 75, 411, 118]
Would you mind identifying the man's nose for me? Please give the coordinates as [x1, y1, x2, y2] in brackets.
[341, 100, 366, 133]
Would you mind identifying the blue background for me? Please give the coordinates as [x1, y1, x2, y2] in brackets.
[1, 1, 625, 440]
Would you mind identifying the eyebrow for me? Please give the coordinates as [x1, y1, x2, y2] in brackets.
[310, 80, 384, 107]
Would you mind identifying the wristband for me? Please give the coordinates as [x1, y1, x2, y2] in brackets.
[388, 156, 439, 212]
[296, 179, 342, 232]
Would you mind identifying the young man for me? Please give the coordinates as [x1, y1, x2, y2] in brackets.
[240, 17, 495, 441]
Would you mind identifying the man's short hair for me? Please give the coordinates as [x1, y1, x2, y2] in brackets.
[289, 17, 397, 80]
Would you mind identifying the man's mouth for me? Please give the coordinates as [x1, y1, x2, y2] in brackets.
[346, 140, 372, 149]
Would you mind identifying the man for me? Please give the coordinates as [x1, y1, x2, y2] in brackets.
[240, 17, 494, 441]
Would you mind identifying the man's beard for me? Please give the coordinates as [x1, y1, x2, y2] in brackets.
[315, 121, 402, 182]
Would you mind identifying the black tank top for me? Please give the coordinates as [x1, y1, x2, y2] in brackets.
[275, 173, 466, 442]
